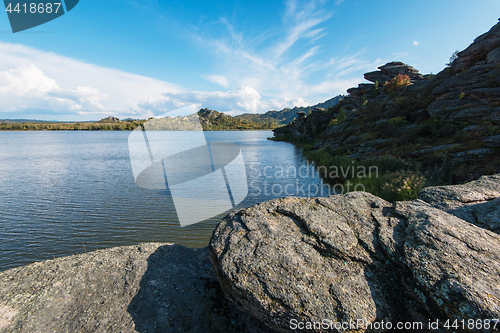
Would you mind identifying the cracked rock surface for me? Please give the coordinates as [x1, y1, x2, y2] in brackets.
[210, 185, 500, 332]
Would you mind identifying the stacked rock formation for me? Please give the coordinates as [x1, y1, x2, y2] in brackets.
[364, 61, 424, 85]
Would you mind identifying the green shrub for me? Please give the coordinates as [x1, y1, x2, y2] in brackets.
[337, 107, 346, 122]
[388, 116, 407, 126]
[303, 146, 425, 201]
[446, 50, 459, 67]
[379, 170, 426, 201]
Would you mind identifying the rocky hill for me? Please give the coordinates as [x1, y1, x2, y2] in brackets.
[0, 98, 344, 131]
[197, 95, 344, 130]
[198, 108, 278, 130]
[273, 20, 500, 201]
[237, 95, 345, 126]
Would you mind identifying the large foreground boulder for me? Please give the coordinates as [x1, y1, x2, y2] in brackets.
[209, 194, 422, 331]
[0, 243, 275, 333]
[210, 180, 500, 332]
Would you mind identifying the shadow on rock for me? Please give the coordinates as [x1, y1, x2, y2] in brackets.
[127, 244, 275, 333]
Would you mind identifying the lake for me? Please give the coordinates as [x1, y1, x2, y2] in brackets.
[0, 130, 334, 271]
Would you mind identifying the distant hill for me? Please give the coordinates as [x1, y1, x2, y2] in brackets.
[0, 95, 345, 131]
[197, 108, 277, 130]
[236, 95, 345, 125]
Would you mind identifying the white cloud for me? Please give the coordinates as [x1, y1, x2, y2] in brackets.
[139, 86, 307, 114]
[0, 40, 313, 118]
[0, 64, 108, 114]
[0, 64, 58, 96]
[0, 42, 183, 119]
[0, 1, 402, 119]
[413, 41, 419, 46]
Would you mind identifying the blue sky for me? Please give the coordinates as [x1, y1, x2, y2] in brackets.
[0, 0, 499, 120]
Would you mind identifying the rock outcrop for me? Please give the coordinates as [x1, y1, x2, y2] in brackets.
[0, 243, 275, 333]
[412, 21, 500, 122]
[210, 177, 500, 332]
[272, 20, 500, 185]
[426, 62, 500, 121]
[99, 116, 121, 123]
[2, 179, 500, 333]
[451, 20, 500, 73]
[364, 61, 425, 85]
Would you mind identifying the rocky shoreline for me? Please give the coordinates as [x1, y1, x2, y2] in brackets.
[272, 20, 500, 187]
[1, 175, 500, 332]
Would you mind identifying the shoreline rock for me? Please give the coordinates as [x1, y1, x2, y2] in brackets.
[0, 243, 275, 333]
[209, 177, 500, 332]
[2, 174, 500, 332]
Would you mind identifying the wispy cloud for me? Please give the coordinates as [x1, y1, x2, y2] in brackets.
[203, 74, 229, 88]
[186, 0, 390, 114]
[273, 0, 332, 59]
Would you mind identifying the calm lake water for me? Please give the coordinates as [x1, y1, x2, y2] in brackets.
[0, 131, 333, 271]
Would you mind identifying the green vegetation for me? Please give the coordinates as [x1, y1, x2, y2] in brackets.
[302, 146, 425, 202]
[0, 111, 277, 132]
[336, 107, 346, 122]
[199, 110, 278, 131]
[387, 116, 407, 126]
[446, 50, 459, 67]
[0, 119, 146, 131]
